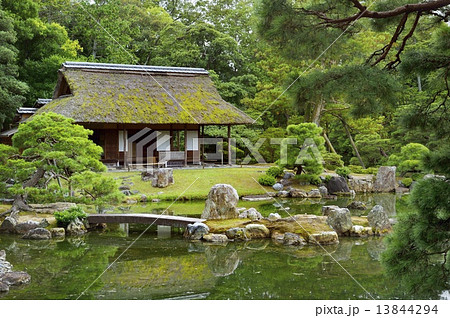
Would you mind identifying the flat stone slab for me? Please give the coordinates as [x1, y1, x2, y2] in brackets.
[242, 195, 274, 202]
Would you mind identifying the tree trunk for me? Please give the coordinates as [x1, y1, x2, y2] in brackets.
[311, 98, 325, 125]
[323, 132, 337, 154]
[11, 167, 45, 212]
[339, 118, 366, 169]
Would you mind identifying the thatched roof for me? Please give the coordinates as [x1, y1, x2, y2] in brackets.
[37, 62, 254, 125]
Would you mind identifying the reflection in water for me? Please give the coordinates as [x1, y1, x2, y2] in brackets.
[0, 232, 445, 300]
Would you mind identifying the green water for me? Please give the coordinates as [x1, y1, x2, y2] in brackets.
[0, 194, 445, 300]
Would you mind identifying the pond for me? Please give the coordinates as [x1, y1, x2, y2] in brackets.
[0, 194, 446, 300]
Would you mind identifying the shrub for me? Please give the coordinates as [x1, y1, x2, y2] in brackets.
[54, 206, 87, 228]
[295, 174, 321, 185]
[401, 177, 413, 187]
[322, 152, 344, 170]
[266, 166, 284, 178]
[324, 175, 332, 183]
[349, 165, 378, 175]
[336, 166, 351, 178]
[365, 167, 378, 175]
[258, 175, 276, 186]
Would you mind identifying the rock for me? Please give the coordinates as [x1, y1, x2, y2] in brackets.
[373, 166, 397, 192]
[118, 185, 130, 191]
[244, 224, 270, 239]
[238, 208, 262, 221]
[326, 176, 350, 194]
[0, 271, 31, 286]
[141, 171, 154, 182]
[241, 195, 273, 202]
[131, 190, 139, 195]
[283, 172, 295, 179]
[202, 233, 228, 243]
[0, 216, 17, 234]
[225, 227, 248, 241]
[0, 281, 9, 292]
[272, 183, 283, 191]
[308, 231, 339, 245]
[321, 205, 340, 216]
[0, 250, 5, 261]
[367, 205, 391, 233]
[318, 186, 328, 196]
[347, 201, 367, 210]
[350, 225, 373, 237]
[185, 222, 209, 240]
[283, 232, 305, 246]
[271, 231, 285, 243]
[15, 220, 41, 235]
[278, 190, 290, 198]
[51, 227, 66, 238]
[279, 178, 292, 187]
[326, 208, 353, 235]
[289, 189, 308, 198]
[268, 213, 281, 221]
[151, 168, 174, 188]
[39, 219, 50, 228]
[140, 194, 147, 202]
[28, 202, 76, 213]
[307, 189, 322, 198]
[349, 190, 356, 198]
[66, 218, 87, 236]
[348, 176, 374, 193]
[22, 228, 51, 240]
[201, 184, 239, 220]
[0, 259, 12, 276]
[423, 174, 446, 180]
[121, 190, 132, 196]
[151, 198, 161, 203]
[126, 199, 137, 204]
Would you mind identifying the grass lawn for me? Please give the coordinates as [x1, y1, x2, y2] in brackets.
[105, 167, 278, 201]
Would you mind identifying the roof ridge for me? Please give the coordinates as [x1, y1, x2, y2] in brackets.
[62, 61, 209, 75]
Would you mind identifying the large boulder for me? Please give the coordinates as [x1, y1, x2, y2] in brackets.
[202, 184, 239, 220]
[318, 186, 328, 196]
[15, 220, 41, 235]
[238, 208, 262, 221]
[0, 216, 18, 234]
[51, 228, 66, 238]
[326, 208, 353, 235]
[321, 205, 340, 216]
[244, 224, 270, 239]
[202, 233, 228, 243]
[151, 168, 174, 188]
[367, 205, 391, 233]
[268, 213, 281, 221]
[326, 176, 350, 194]
[289, 189, 308, 198]
[22, 228, 52, 240]
[272, 183, 283, 191]
[185, 222, 209, 240]
[66, 218, 87, 236]
[373, 166, 397, 192]
[348, 176, 374, 193]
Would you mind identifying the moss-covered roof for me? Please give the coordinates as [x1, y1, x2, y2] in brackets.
[37, 62, 253, 125]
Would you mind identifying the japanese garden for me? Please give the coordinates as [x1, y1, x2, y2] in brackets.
[0, 0, 449, 301]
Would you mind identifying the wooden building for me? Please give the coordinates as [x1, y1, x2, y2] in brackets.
[34, 62, 253, 167]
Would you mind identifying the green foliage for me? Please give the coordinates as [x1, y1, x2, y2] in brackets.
[0, 5, 28, 129]
[258, 175, 276, 187]
[387, 143, 430, 175]
[295, 174, 321, 186]
[322, 152, 344, 170]
[382, 178, 450, 298]
[54, 206, 87, 228]
[401, 177, 413, 188]
[266, 166, 284, 178]
[70, 171, 123, 205]
[282, 123, 324, 175]
[324, 175, 332, 184]
[336, 167, 351, 179]
[348, 165, 378, 175]
[256, 127, 287, 163]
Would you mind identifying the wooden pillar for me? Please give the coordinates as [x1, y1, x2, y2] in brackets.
[201, 125, 204, 165]
[227, 124, 231, 165]
[184, 125, 188, 166]
[123, 128, 128, 168]
[169, 124, 173, 151]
